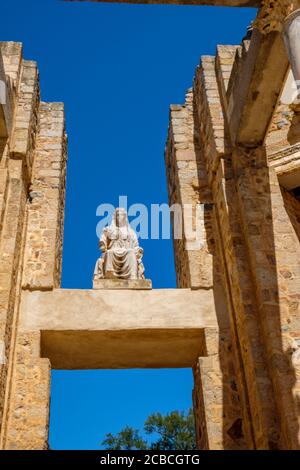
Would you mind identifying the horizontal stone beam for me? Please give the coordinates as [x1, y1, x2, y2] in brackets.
[41, 329, 205, 369]
[65, 0, 261, 7]
[20, 288, 217, 369]
[228, 29, 289, 147]
[66, 0, 260, 6]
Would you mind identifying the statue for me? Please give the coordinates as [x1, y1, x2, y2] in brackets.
[93, 208, 145, 281]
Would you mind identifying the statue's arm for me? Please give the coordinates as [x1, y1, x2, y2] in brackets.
[99, 229, 108, 253]
[132, 231, 143, 259]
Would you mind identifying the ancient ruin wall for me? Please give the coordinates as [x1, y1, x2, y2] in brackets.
[0, 43, 67, 449]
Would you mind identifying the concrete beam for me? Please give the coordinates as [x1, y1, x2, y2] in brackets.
[20, 288, 217, 369]
[227, 29, 289, 147]
[67, 0, 260, 6]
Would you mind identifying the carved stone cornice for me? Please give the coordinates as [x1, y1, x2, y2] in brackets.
[253, 0, 299, 34]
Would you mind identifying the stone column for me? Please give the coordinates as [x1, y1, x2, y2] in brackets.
[283, 9, 300, 102]
[192, 328, 224, 450]
[232, 145, 300, 449]
[2, 331, 51, 450]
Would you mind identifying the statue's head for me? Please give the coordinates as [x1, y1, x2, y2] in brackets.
[114, 207, 128, 227]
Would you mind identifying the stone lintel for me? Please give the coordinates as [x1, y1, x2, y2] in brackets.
[20, 288, 217, 369]
[93, 278, 152, 289]
[277, 167, 300, 190]
[41, 329, 206, 369]
[66, 1, 260, 7]
[268, 147, 300, 190]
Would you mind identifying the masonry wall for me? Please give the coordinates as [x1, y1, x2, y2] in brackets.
[165, 31, 300, 448]
[1, 20, 300, 450]
[281, 187, 300, 241]
[0, 43, 67, 449]
[165, 63, 250, 448]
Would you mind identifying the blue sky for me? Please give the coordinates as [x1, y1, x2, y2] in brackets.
[2, 0, 256, 449]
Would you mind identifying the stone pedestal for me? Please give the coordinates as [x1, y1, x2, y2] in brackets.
[93, 278, 152, 290]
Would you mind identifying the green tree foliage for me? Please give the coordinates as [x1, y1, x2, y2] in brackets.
[102, 426, 147, 450]
[101, 408, 196, 450]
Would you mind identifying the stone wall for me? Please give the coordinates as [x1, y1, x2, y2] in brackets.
[165, 51, 251, 449]
[0, 42, 67, 449]
[22, 102, 67, 290]
[1, 5, 300, 450]
[164, 24, 300, 447]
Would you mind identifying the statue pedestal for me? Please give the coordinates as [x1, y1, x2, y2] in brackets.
[93, 278, 152, 290]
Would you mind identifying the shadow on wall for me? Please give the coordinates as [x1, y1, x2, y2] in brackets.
[192, 85, 300, 448]
[192, 97, 249, 450]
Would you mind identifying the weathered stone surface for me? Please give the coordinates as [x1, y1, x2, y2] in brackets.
[227, 29, 289, 147]
[165, 8, 300, 448]
[0, 49, 13, 138]
[93, 278, 152, 289]
[68, 0, 260, 6]
[2, 0, 300, 451]
[20, 288, 217, 332]
[0, 43, 67, 451]
[94, 208, 147, 282]
[19, 288, 217, 369]
[21, 102, 67, 290]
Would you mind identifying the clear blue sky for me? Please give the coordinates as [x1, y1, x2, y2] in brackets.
[2, 0, 256, 449]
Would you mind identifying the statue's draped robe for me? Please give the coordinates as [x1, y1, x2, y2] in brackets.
[98, 223, 140, 279]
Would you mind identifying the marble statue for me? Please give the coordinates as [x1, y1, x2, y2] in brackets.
[94, 208, 145, 281]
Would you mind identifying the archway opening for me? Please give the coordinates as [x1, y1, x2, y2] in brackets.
[49, 368, 194, 450]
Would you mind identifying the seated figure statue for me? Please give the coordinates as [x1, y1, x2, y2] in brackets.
[93, 208, 145, 281]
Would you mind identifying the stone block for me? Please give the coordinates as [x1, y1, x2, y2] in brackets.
[93, 278, 152, 290]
